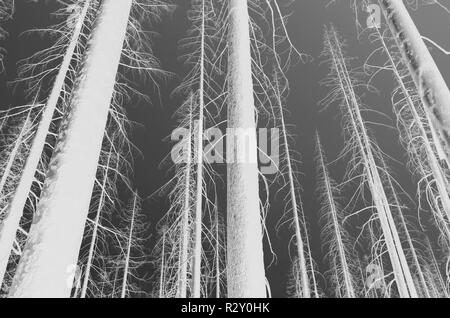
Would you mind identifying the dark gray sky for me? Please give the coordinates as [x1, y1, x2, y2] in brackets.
[1, 0, 450, 297]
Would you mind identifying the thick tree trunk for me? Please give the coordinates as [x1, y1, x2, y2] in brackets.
[375, 25, 450, 224]
[379, 0, 450, 160]
[0, 0, 91, 285]
[226, 0, 266, 298]
[8, 0, 132, 298]
[374, 26, 450, 292]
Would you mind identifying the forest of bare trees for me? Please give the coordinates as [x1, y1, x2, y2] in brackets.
[1, 0, 450, 299]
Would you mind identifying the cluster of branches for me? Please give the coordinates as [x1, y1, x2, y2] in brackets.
[0, 0, 170, 298]
[2, 0, 450, 299]
[152, 0, 321, 299]
[314, 0, 450, 298]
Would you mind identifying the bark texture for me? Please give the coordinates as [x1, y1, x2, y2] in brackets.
[9, 0, 132, 298]
[226, 0, 266, 298]
[379, 0, 450, 160]
[0, 0, 91, 285]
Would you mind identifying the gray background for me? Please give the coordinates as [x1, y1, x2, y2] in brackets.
[1, 0, 449, 297]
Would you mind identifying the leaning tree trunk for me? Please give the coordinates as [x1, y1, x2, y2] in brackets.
[316, 132, 356, 298]
[0, 111, 32, 193]
[80, 148, 113, 298]
[379, 157, 431, 297]
[379, 0, 450, 161]
[226, 0, 266, 298]
[121, 192, 138, 299]
[8, 0, 132, 298]
[326, 26, 418, 298]
[274, 72, 311, 297]
[373, 24, 450, 251]
[0, 0, 91, 286]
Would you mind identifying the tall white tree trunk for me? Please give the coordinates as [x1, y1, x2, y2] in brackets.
[379, 26, 450, 220]
[191, 0, 206, 297]
[0, 0, 91, 285]
[80, 149, 112, 298]
[177, 106, 193, 298]
[327, 27, 418, 298]
[378, 0, 450, 247]
[373, 24, 450, 255]
[215, 207, 220, 298]
[316, 133, 356, 298]
[0, 111, 32, 193]
[8, 0, 132, 298]
[159, 230, 166, 298]
[379, 0, 450, 160]
[226, 0, 266, 298]
[274, 73, 311, 298]
[121, 192, 138, 299]
[387, 176, 431, 297]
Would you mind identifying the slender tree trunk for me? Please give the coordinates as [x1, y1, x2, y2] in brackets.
[379, 157, 431, 297]
[8, 0, 132, 298]
[379, 0, 450, 160]
[374, 10, 450, 234]
[373, 27, 446, 297]
[302, 224, 319, 297]
[192, 1, 206, 296]
[351, 69, 416, 298]
[316, 133, 356, 298]
[0, 111, 31, 193]
[327, 27, 418, 298]
[425, 236, 449, 297]
[121, 192, 137, 299]
[80, 149, 112, 298]
[226, 0, 266, 298]
[274, 73, 311, 298]
[215, 207, 220, 298]
[0, 0, 91, 285]
[112, 266, 119, 297]
[177, 103, 194, 298]
[159, 230, 166, 298]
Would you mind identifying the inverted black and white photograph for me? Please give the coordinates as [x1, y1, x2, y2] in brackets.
[0, 0, 450, 300]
